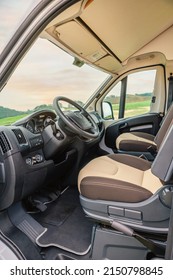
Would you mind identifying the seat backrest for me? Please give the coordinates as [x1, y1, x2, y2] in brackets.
[152, 121, 173, 182]
[154, 103, 173, 150]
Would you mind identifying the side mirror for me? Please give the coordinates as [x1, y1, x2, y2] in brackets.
[102, 101, 114, 120]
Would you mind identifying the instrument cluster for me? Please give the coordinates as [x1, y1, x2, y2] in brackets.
[25, 113, 55, 134]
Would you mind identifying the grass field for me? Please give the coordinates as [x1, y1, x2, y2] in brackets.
[112, 100, 150, 119]
[0, 114, 28, 126]
[0, 100, 151, 125]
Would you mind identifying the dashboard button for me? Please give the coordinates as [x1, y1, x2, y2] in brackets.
[26, 158, 32, 165]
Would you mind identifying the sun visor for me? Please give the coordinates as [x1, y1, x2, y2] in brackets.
[55, 21, 107, 59]
[54, 21, 122, 73]
[95, 55, 122, 73]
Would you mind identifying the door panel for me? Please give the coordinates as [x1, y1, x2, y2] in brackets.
[105, 113, 162, 149]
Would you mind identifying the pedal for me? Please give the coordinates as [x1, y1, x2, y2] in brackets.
[32, 199, 47, 212]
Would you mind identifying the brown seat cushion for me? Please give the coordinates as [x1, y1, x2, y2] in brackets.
[78, 154, 162, 203]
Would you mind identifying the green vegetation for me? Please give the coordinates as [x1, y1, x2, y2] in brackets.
[33, 104, 53, 111]
[0, 94, 152, 125]
[0, 106, 26, 119]
[0, 114, 29, 126]
[125, 100, 150, 110]
[112, 100, 150, 111]
[110, 93, 151, 119]
[0, 104, 54, 126]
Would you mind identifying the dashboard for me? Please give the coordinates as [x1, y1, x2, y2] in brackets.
[0, 108, 103, 210]
[13, 109, 103, 135]
[13, 109, 57, 134]
[25, 115, 54, 133]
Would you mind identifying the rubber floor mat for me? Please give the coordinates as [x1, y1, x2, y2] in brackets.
[33, 188, 93, 255]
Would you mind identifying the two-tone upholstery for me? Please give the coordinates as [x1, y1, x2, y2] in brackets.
[116, 103, 173, 153]
[78, 154, 162, 203]
[116, 132, 156, 152]
[78, 125, 173, 232]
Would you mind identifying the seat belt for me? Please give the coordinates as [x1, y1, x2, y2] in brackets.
[167, 73, 173, 110]
[165, 192, 173, 259]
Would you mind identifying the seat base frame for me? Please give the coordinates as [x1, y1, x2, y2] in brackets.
[80, 189, 170, 234]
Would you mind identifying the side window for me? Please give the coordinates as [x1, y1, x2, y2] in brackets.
[124, 70, 156, 118]
[103, 69, 156, 119]
[103, 81, 121, 119]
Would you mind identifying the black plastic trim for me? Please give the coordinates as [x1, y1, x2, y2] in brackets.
[0, 231, 25, 260]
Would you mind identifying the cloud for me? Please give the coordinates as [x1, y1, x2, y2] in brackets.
[0, 1, 107, 111]
[1, 37, 107, 110]
[127, 70, 156, 94]
[0, 0, 39, 52]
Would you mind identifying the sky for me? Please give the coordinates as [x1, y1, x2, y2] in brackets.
[0, 0, 38, 52]
[0, 0, 155, 111]
[0, 0, 108, 111]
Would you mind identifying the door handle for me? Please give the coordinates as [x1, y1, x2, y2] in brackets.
[119, 123, 128, 130]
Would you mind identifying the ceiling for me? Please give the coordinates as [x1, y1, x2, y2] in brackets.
[42, 0, 173, 73]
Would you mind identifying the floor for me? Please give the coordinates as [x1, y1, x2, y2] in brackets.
[0, 186, 94, 260]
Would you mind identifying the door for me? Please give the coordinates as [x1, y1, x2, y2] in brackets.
[101, 67, 165, 150]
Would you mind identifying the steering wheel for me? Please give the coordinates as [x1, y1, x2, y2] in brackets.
[53, 96, 99, 139]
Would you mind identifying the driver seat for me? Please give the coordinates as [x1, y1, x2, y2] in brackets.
[78, 123, 173, 233]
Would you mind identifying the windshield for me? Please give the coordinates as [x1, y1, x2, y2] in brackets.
[0, 37, 108, 125]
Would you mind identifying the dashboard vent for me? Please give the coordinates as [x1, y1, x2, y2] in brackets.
[0, 131, 11, 154]
[12, 129, 26, 145]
